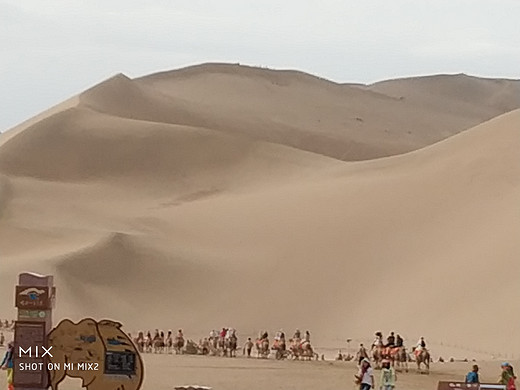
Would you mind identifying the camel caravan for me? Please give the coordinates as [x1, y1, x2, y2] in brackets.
[358, 332, 432, 374]
[130, 327, 319, 361]
[132, 328, 240, 357]
[132, 329, 189, 355]
[261, 329, 319, 361]
[129, 327, 431, 372]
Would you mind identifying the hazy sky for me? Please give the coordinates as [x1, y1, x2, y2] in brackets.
[1, 0, 519, 131]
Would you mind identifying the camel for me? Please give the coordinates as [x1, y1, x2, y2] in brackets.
[289, 339, 317, 361]
[372, 346, 384, 369]
[271, 340, 289, 360]
[413, 348, 430, 373]
[255, 338, 270, 358]
[208, 336, 219, 356]
[133, 331, 145, 353]
[216, 336, 226, 356]
[153, 337, 165, 353]
[173, 335, 185, 354]
[165, 331, 173, 354]
[144, 332, 154, 353]
[199, 338, 210, 355]
[389, 346, 409, 372]
[151, 331, 165, 353]
[224, 336, 238, 357]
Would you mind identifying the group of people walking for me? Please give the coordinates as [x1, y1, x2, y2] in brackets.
[464, 363, 516, 389]
[355, 358, 396, 390]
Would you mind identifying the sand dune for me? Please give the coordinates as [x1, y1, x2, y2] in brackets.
[136, 63, 520, 160]
[366, 73, 520, 114]
[0, 64, 518, 361]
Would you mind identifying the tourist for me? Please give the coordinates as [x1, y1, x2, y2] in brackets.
[499, 363, 517, 390]
[357, 343, 369, 365]
[244, 338, 254, 357]
[465, 364, 479, 383]
[0, 341, 14, 390]
[380, 359, 396, 390]
[355, 358, 374, 390]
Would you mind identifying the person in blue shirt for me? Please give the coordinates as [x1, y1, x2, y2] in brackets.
[466, 364, 480, 384]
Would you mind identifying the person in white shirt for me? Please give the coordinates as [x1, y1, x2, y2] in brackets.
[225, 328, 236, 339]
[414, 336, 427, 359]
[355, 358, 374, 390]
[416, 337, 426, 350]
[372, 332, 384, 349]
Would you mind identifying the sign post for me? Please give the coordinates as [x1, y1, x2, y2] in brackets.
[13, 273, 55, 390]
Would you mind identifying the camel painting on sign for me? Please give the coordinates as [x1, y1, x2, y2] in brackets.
[47, 318, 144, 390]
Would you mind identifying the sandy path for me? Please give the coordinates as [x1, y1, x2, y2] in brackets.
[52, 353, 514, 390]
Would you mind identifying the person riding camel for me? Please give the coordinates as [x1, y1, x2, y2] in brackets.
[177, 329, 184, 340]
[274, 329, 286, 350]
[304, 330, 311, 343]
[293, 329, 301, 341]
[414, 336, 427, 358]
[225, 328, 236, 339]
[220, 328, 227, 339]
[395, 334, 404, 348]
[261, 331, 268, 341]
[372, 332, 384, 350]
[383, 331, 396, 357]
[386, 332, 395, 348]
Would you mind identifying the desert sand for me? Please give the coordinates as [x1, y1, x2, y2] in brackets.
[0, 64, 519, 389]
[1, 345, 514, 390]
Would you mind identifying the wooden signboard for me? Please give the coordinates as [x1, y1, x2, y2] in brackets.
[437, 382, 506, 390]
[15, 286, 51, 310]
